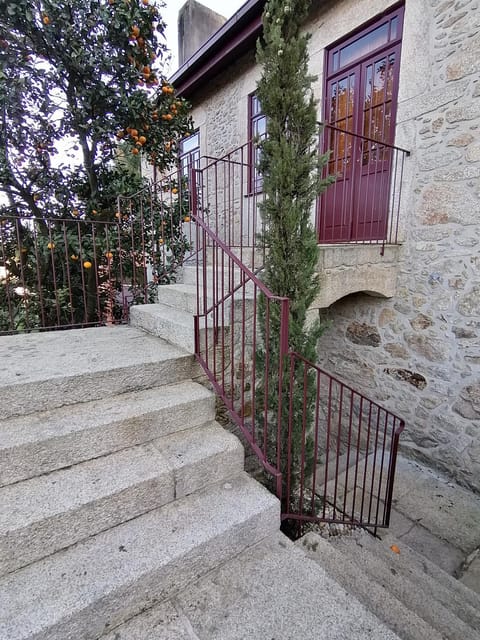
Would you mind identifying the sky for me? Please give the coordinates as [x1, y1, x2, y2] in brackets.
[162, 0, 246, 73]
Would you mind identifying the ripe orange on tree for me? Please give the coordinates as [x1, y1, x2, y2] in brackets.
[83, 260, 92, 269]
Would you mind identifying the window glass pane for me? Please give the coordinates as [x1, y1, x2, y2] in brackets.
[179, 131, 200, 176]
[332, 51, 339, 71]
[251, 95, 262, 117]
[339, 22, 389, 69]
[390, 16, 398, 40]
[179, 131, 199, 155]
[254, 116, 267, 138]
[373, 57, 387, 107]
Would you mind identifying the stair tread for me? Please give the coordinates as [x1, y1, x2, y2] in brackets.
[297, 532, 444, 640]
[104, 532, 402, 640]
[0, 381, 212, 449]
[380, 531, 480, 615]
[350, 530, 480, 629]
[0, 326, 198, 419]
[0, 381, 215, 488]
[0, 423, 243, 576]
[0, 325, 186, 388]
[329, 532, 480, 638]
[132, 302, 230, 328]
[0, 422, 241, 533]
[0, 473, 279, 640]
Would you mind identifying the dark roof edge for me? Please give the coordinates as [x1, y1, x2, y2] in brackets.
[170, 0, 265, 97]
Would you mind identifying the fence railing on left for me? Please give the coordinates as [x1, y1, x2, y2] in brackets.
[0, 168, 197, 334]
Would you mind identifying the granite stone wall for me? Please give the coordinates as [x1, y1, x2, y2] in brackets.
[318, 0, 480, 492]
[179, 0, 480, 491]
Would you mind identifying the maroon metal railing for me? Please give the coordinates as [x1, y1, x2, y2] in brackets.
[317, 123, 410, 247]
[188, 145, 405, 532]
[0, 215, 139, 334]
[0, 167, 199, 334]
[283, 353, 404, 529]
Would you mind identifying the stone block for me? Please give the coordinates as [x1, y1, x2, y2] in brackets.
[346, 322, 381, 347]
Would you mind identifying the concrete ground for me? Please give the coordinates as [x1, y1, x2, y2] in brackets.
[377, 456, 480, 591]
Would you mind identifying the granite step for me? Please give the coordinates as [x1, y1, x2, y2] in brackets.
[0, 473, 279, 640]
[101, 532, 402, 640]
[130, 302, 230, 353]
[0, 326, 199, 419]
[0, 381, 215, 487]
[0, 422, 243, 576]
[298, 532, 444, 640]
[328, 531, 479, 639]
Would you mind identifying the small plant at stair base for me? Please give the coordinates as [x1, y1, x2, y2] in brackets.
[255, 0, 331, 518]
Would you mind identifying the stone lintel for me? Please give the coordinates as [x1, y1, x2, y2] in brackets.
[313, 244, 401, 309]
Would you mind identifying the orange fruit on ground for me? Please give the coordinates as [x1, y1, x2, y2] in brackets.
[390, 544, 400, 554]
[132, 147, 139, 155]
[83, 261, 92, 269]
[47, 242, 55, 250]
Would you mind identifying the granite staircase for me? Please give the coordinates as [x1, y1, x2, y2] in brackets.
[299, 527, 480, 640]
[1, 275, 479, 639]
[0, 323, 279, 639]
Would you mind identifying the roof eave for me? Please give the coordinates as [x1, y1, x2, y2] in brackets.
[170, 0, 265, 98]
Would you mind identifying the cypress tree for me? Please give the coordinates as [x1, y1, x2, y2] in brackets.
[255, 0, 331, 514]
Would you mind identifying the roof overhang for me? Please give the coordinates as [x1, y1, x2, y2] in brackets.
[170, 0, 266, 98]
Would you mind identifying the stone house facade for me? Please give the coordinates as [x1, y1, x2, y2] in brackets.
[168, 0, 480, 492]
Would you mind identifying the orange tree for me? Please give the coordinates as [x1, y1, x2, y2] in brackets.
[0, 0, 193, 330]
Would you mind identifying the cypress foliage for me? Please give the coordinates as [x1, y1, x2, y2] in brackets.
[255, 0, 331, 509]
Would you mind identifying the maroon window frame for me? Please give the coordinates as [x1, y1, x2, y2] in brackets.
[248, 94, 266, 194]
[179, 130, 200, 177]
[317, 4, 404, 243]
